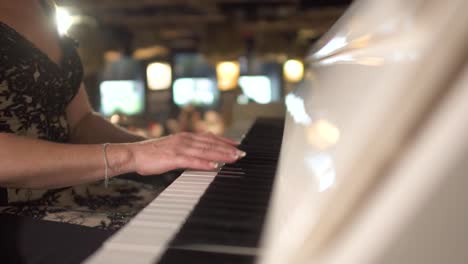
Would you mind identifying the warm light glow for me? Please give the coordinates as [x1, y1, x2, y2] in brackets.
[283, 59, 304, 83]
[204, 111, 225, 135]
[216, 61, 240, 91]
[133, 46, 169, 60]
[56, 6, 74, 35]
[306, 119, 340, 150]
[147, 62, 172, 91]
[110, 114, 120, 124]
[104, 51, 122, 62]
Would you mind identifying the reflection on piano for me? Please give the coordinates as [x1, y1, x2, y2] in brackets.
[88, 0, 468, 263]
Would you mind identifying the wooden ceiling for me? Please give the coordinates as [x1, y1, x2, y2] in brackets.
[59, 0, 351, 69]
[62, 0, 351, 52]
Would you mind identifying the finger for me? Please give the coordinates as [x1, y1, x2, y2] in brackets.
[188, 138, 245, 159]
[175, 155, 219, 171]
[201, 132, 240, 146]
[210, 134, 240, 146]
[194, 133, 239, 146]
[191, 133, 244, 154]
[180, 132, 232, 151]
[178, 132, 246, 158]
[182, 145, 238, 163]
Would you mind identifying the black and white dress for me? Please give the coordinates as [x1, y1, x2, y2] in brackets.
[0, 22, 163, 230]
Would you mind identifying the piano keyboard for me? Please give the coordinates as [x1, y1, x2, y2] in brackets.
[86, 118, 284, 264]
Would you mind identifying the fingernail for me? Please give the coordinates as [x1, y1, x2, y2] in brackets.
[210, 162, 219, 169]
[237, 150, 247, 158]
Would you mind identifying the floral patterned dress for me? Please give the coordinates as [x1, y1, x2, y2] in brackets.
[0, 22, 164, 230]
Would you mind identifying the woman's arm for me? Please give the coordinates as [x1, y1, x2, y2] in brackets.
[67, 84, 146, 144]
[0, 132, 133, 189]
[0, 131, 242, 189]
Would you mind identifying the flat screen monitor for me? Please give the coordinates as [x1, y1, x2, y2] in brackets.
[238, 75, 272, 104]
[100, 80, 145, 116]
[173, 77, 218, 107]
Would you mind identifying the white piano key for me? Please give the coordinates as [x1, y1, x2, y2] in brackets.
[130, 219, 181, 229]
[161, 188, 208, 195]
[159, 192, 205, 199]
[145, 201, 193, 209]
[86, 248, 160, 264]
[147, 199, 193, 207]
[148, 202, 194, 210]
[107, 227, 170, 247]
[140, 206, 189, 215]
[162, 189, 206, 196]
[141, 210, 190, 219]
[175, 179, 213, 184]
[183, 170, 218, 176]
[134, 213, 185, 223]
[147, 200, 192, 208]
[173, 182, 214, 188]
[180, 175, 216, 179]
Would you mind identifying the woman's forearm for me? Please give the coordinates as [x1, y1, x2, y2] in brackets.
[70, 112, 146, 144]
[0, 133, 134, 189]
[0, 130, 244, 189]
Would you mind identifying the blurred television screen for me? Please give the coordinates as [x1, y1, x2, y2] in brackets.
[100, 80, 145, 116]
[173, 77, 218, 107]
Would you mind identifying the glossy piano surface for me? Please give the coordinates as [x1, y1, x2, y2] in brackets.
[261, 0, 468, 263]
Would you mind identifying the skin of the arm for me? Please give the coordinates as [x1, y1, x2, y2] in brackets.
[0, 133, 134, 189]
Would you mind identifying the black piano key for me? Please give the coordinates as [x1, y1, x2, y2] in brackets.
[172, 226, 261, 247]
[182, 216, 264, 233]
[188, 208, 265, 220]
[158, 248, 255, 264]
[188, 199, 267, 212]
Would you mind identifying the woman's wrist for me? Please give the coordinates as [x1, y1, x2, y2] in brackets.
[105, 143, 135, 177]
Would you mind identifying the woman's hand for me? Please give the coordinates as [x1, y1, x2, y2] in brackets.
[121, 132, 245, 176]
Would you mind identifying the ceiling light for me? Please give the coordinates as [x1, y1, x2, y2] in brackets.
[284, 59, 304, 83]
[147, 62, 172, 91]
[216, 61, 240, 91]
[56, 6, 74, 35]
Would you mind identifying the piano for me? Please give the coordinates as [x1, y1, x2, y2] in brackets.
[87, 0, 468, 263]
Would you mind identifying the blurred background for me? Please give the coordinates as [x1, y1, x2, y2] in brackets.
[57, 0, 352, 138]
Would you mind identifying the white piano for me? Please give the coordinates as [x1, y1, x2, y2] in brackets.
[87, 0, 468, 263]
